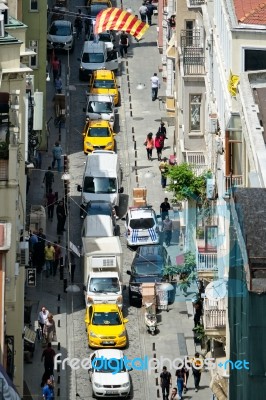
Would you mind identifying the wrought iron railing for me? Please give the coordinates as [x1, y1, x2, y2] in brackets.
[189, 0, 205, 5]
[203, 299, 226, 328]
[225, 175, 243, 192]
[197, 252, 218, 271]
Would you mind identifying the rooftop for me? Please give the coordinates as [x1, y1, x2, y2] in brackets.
[233, 0, 266, 25]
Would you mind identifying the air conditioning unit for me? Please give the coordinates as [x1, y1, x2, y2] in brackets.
[210, 117, 218, 134]
[216, 137, 224, 155]
[19, 242, 29, 266]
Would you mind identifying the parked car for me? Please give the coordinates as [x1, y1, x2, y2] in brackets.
[86, 0, 112, 6]
[80, 200, 119, 234]
[88, 30, 115, 51]
[47, 20, 75, 52]
[88, 349, 131, 398]
[125, 207, 160, 247]
[85, 304, 128, 348]
[127, 245, 171, 306]
[89, 69, 120, 106]
[84, 93, 118, 129]
[83, 120, 116, 154]
[86, 2, 108, 28]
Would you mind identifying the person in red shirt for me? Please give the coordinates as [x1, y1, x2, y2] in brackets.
[51, 56, 60, 82]
[46, 189, 57, 221]
[154, 132, 165, 161]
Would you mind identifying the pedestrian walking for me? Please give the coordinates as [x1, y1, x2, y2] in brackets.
[54, 75, 62, 94]
[191, 353, 202, 392]
[157, 121, 168, 141]
[43, 313, 56, 344]
[29, 231, 38, 252]
[193, 299, 203, 327]
[139, 2, 148, 22]
[155, 132, 164, 161]
[150, 72, 160, 101]
[159, 157, 169, 188]
[43, 167, 54, 194]
[160, 366, 172, 400]
[170, 387, 179, 400]
[146, 0, 155, 25]
[162, 215, 173, 246]
[51, 56, 60, 82]
[175, 363, 187, 399]
[183, 358, 191, 394]
[42, 378, 55, 400]
[56, 200, 66, 235]
[119, 31, 129, 58]
[69, 249, 76, 283]
[160, 197, 171, 221]
[46, 189, 57, 221]
[33, 228, 46, 273]
[144, 132, 154, 160]
[74, 9, 83, 39]
[44, 242, 55, 277]
[38, 306, 49, 336]
[53, 242, 61, 276]
[41, 343, 56, 376]
[52, 142, 63, 173]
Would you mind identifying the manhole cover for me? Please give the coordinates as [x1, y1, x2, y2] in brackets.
[133, 117, 144, 120]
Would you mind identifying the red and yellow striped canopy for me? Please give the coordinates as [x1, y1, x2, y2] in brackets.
[95, 8, 149, 40]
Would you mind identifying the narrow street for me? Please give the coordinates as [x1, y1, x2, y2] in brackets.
[24, 0, 213, 399]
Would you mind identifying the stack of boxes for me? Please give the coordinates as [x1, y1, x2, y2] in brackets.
[142, 283, 156, 313]
[132, 187, 147, 207]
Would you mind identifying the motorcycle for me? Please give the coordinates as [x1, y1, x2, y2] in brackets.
[144, 303, 158, 335]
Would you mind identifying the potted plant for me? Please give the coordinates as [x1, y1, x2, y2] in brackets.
[193, 324, 208, 348]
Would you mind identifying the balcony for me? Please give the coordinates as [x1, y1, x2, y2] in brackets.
[180, 30, 205, 75]
[183, 151, 207, 176]
[203, 298, 226, 338]
[225, 175, 243, 193]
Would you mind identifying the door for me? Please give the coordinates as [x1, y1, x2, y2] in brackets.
[105, 50, 120, 71]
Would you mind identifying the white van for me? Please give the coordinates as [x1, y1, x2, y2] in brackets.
[81, 214, 114, 237]
[78, 41, 120, 81]
[77, 151, 124, 208]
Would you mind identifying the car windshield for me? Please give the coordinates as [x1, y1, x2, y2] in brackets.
[89, 277, 120, 293]
[129, 218, 155, 229]
[88, 101, 112, 113]
[93, 80, 115, 89]
[82, 53, 105, 63]
[89, 4, 107, 17]
[92, 311, 122, 325]
[93, 358, 127, 373]
[133, 261, 163, 276]
[90, 33, 112, 42]
[87, 127, 110, 137]
[83, 177, 117, 194]
[49, 24, 71, 36]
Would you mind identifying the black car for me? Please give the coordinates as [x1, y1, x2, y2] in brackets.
[127, 245, 171, 306]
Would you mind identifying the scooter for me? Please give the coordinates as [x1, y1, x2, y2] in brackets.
[144, 303, 158, 335]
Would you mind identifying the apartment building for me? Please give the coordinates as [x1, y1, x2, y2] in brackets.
[0, 0, 31, 396]
[161, 0, 266, 398]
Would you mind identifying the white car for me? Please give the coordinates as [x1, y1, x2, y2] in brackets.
[125, 207, 160, 247]
[89, 349, 131, 398]
[84, 94, 118, 129]
[47, 20, 75, 52]
[88, 31, 115, 52]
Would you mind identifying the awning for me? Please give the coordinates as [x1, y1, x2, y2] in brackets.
[0, 364, 21, 400]
[166, 34, 176, 59]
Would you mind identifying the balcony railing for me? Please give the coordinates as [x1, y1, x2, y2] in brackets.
[197, 251, 218, 272]
[183, 151, 207, 176]
[180, 30, 205, 75]
[203, 298, 226, 329]
[189, 0, 205, 6]
[225, 175, 243, 192]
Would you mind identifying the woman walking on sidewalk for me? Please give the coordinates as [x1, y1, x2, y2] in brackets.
[43, 313, 56, 344]
[144, 132, 154, 160]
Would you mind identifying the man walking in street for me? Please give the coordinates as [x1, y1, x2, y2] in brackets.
[160, 198, 171, 221]
[42, 378, 55, 400]
[119, 31, 129, 58]
[52, 142, 63, 173]
[192, 352, 202, 392]
[56, 200, 66, 235]
[150, 72, 160, 101]
[44, 242, 55, 278]
[38, 306, 49, 336]
[159, 157, 169, 188]
[51, 56, 60, 82]
[160, 366, 172, 400]
[46, 189, 57, 221]
[53, 241, 61, 276]
[139, 2, 148, 22]
[43, 167, 54, 194]
[146, 0, 155, 25]
[162, 215, 173, 247]
[41, 342, 56, 376]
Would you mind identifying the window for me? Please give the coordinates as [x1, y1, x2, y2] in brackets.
[225, 114, 242, 176]
[30, 0, 38, 11]
[29, 40, 38, 68]
[189, 94, 201, 131]
[185, 20, 194, 46]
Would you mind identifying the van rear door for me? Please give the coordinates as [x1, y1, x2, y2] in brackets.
[105, 50, 120, 71]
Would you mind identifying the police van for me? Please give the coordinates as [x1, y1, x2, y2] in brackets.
[125, 207, 160, 247]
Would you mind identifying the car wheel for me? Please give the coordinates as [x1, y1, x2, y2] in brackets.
[114, 225, 120, 236]
[92, 390, 96, 399]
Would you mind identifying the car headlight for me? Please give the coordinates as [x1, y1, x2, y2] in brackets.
[118, 330, 126, 337]
[85, 141, 93, 147]
[106, 141, 113, 147]
[109, 116, 114, 122]
[94, 383, 103, 388]
[80, 67, 85, 71]
[89, 330, 98, 338]
[116, 295, 122, 305]
[122, 382, 130, 388]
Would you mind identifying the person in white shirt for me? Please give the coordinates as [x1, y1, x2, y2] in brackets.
[38, 306, 49, 335]
[139, 3, 148, 22]
[150, 73, 160, 101]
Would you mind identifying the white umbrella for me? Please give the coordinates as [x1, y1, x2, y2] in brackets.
[65, 284, 80, 293]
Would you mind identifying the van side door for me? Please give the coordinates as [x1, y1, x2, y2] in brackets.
[105, 50, 120, 71]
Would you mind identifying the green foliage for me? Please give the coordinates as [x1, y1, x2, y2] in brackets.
[193, 324, 206, 341]
[167, 163, 211, 202]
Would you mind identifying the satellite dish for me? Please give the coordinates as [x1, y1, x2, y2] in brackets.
[205, 279, 227, 301]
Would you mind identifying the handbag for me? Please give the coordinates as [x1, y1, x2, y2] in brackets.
[144, 140, 147, 146]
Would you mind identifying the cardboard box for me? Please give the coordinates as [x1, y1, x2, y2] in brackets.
[133, 198, 147, 207]
[133, 187, 147, 199]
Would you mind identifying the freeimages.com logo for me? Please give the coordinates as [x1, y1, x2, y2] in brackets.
[54, 354, 250, 375]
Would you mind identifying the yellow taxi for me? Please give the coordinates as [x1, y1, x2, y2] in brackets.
[83, 120, 115, 154]
[87, 0, 112, 6]
[89, 70, 120, 106]
[85, 304, 128, 348]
